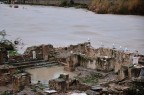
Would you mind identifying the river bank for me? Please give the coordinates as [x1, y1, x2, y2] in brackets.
[0, 4, 144, 54]
[88, 0, 144, 15]
[3, 0, 144, 15]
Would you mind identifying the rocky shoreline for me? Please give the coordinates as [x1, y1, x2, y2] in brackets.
[2, 0, 144, 15]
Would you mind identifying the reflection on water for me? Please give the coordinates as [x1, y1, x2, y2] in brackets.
[0, 4, 144, 54]
[26, 66, 76, 84]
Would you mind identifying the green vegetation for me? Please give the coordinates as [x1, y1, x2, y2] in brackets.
[8, 50, 18, 56]
[37, 80, 45, 90]
[89, 0, 144, 15]
[31, 86, 37, 92]
[13, 69, 25, 75]
[59, 0, 87, 8]
[75, 73, 102, 85]
[126, 81, 144, 95]
[0, 91, 12, 95]
[60, 0, 68, 7]
[81, 75, 98, 84]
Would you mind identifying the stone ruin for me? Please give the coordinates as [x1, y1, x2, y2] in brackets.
[49, 74, 90, 92]
[0, 65, 16, 86]
[118, 64, 144, 81]
[12, 73, 31, 93]
[24, 44, 55, 61]
[24, 42, 91, 62]
[0, 64, 31, 93]
[64, 47, 133, 73]
[0, 41, 144, 94]
[20, 42, 144, 94]
[24, 42, 144, 80]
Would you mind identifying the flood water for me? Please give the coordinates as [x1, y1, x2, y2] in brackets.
[0, 4, 144, 54]
[26, 66, 76, 84]
[0, 4, 144, 83]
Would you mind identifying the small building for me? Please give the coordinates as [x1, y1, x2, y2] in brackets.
[118, 64, 144, 81]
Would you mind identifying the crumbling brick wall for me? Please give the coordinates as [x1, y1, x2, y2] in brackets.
[49, 74, 90, 92]
[12, 73, 31, 93]
[24, 42, 133, 73]
[65, 47, 132, 72]
[24, 44, 55, 61]
[0, 73, 12, 86]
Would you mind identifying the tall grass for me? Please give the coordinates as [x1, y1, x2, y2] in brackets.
[89, 0, 144, 15]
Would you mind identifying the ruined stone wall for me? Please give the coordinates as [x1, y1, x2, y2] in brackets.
[56, 42, 91, 59]
[94, 48, 132, 64]
[24, 42, 133, 73]
[68, 54, 114, 72]
[42, 45, 54, 61]
[65, 47, 133, 72]
[93, 48, 132, 72]
[87, 60, 96, 69]
[94, 57, 114, 72]
[24, 44, 55, 61]
[8, 54, 32, 63]
[64, 54, 79, 71]
[0, 73, 12, 86]
[0, 65, 17, 86]
[49, 79, 67, 92]
[24, 42, 91, 62]
[12, 73, 31, 93]
[49, 74, 90, 92]
[118, 65, 144, 81]
[24, 45, 43, 60]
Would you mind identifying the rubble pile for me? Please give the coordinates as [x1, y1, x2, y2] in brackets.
[12, 73, 31, 93]
[49, 74, 90, 93]
[0, 65, 16, 86]
[0, 64, 32, 94]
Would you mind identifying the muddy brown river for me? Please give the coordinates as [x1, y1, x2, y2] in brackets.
[0, 4, 144, 83]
